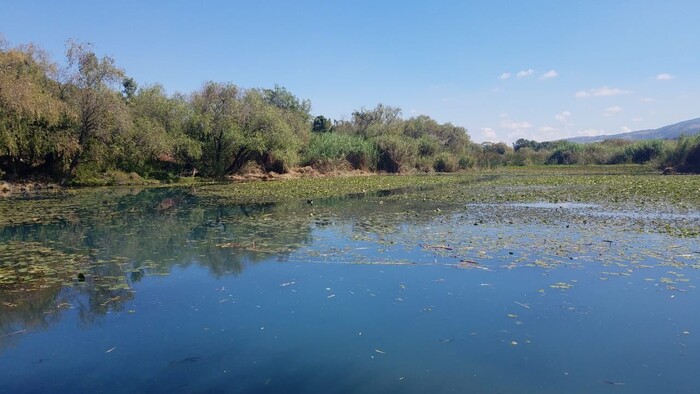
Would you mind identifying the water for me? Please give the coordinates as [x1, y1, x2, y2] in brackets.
[0, 187, 699, 393]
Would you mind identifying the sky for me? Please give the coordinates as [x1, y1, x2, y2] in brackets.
[1, 0, 698, 143]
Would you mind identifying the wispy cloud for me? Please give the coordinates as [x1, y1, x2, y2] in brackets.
[554, 110, 572, 125]
[577, 129, 606, 136]
[516, 69, 535, 79]
[575, 86, 632, 98]
[481, 127, 497, 140]
[620, 126, 632, 133]
[540, 70, 559, 80]
[499, 72, 511, 80]
[656, 73, 675, 80]
[540, 126, 557, 133]
[603, 106, 623, 117]
[640, 97, 655, 103]
[500, 119, 532, 130]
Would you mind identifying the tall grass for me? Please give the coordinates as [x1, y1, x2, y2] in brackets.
[660, 135, 700, 173]
[304, 133, 378, 170]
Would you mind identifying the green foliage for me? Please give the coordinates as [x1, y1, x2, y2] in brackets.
[304, 132, 378, 170]
[546, 142, 582, 165]
[433, 152, 459, 172]
[624, 140, 665, 164]
[374, 134, 418, 173]
[262, 84, 311, 122]
[661, 135, 700, 173]
[312, 115, 333, 133]
[458, 155, 475, 169]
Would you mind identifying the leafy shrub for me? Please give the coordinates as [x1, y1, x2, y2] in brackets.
[433, 152, 458, 172]
[661, 135, 700, 173]
[624, 140, 665, 164]
[374, 134, 418, 173]
[458, 155, 475, 169]
[305, 132, 378, 170]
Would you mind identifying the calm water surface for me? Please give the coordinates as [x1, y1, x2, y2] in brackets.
[0, 187, 698, 393]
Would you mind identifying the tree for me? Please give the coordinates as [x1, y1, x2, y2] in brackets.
[262, 84, 311, 122]
[62, 40, 126, 180]
[188, 82, 242, 177]
[0, 42, 72, 177]
[351, 104, 402, 138]
[114, 84, 200, 174]
[312, 115, 333, 133]
[121, 77, 137, 103]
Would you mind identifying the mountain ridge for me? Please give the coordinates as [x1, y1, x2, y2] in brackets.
[562, 118, 700, 143]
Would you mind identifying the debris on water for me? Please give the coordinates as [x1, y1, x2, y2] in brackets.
[0, 329, 28, 339]
[600, 380, 625, 386]
[510, 341, 518, 346]
[439, 338, 455, 343]
[327, 294, 336, 299]
[280, 281, 295, 287]
[105, 347, 116, 353]
[101, 296, 121, 306]
[514, 301, 530, 309]
[550, 282, 573, 290]
[169, 356, 201, 366]
[507, 314, 518, 318]
[374, 349, 386, 354]
[423, 244, 453, 251]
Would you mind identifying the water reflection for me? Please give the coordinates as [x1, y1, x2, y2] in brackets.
[0, 187, 458, 341]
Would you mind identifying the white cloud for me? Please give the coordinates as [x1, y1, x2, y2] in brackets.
[632, 117, 644, 122]
[603, 106, 623, 117]
[499, 72, 511, 80]
[656, 73, 675, 81]
[540, 126, 557, 132]
[500, 119, 532, 130]
[640, 97, 655, 103]
[577, 129, 606, 136]
[620, 126, 632, 133]
[555, 110, 571, 123]
[540, 70, 559, 80]
[516, 69, 535, 79]
[575, 86, 632, 98]
[481, 127, 497, 140]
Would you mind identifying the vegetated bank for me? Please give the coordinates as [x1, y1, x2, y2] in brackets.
[1, 38, 698, 188]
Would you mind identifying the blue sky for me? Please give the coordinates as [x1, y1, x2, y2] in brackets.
[1, 1, 698, 143]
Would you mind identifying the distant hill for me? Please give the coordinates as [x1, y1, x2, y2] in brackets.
[564, 118, 700, 143]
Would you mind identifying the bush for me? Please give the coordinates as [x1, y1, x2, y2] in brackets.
[374, 134, 418, 173]
[661, 135, 700, 173]
[433, 152, 459, 172]
[458, 155, 475, 169]
[624, 140, 665, 164]
[304, 133, 378, 171]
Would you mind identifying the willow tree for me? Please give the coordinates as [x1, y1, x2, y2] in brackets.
[0, 42, 71, 176]
[188, 82, 242, 177]
[62, 40, 125, 180]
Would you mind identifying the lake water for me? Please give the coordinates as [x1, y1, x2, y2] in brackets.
[1, 186, 699, 393]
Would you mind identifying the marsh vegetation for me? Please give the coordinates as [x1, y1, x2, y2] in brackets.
[2, 39, 698, 188]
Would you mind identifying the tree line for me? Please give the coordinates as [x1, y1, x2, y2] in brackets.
[1, 38, 697, 184]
